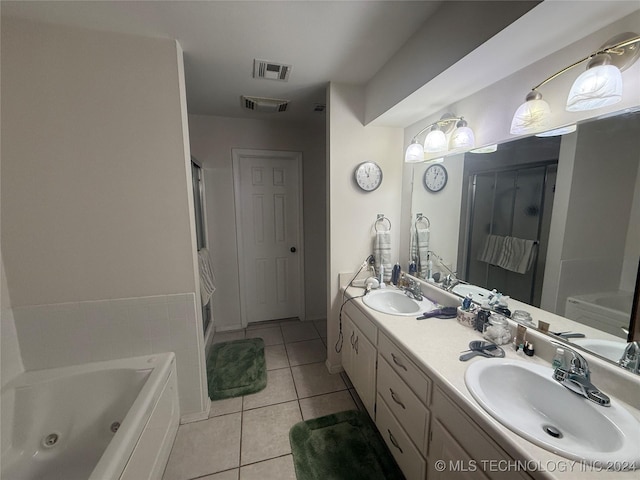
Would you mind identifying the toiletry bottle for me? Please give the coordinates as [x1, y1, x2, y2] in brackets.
[462, 293, 473, 310]
[391, 263, 401, 285]
[408, 261, 417, 275]
[475, 301, 491, 332]
[552, 347, 566, 369]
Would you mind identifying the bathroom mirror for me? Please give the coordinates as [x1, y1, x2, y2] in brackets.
[408, 107, 640, 366]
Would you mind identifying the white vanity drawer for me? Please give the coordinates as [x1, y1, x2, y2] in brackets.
[376, 394, 426, 480]
[344, 302, 378, 345]
[377, 354, 429, 451]
[378, 332, 431, 405]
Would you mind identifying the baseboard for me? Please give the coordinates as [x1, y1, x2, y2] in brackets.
[325, 358, 344, 375]
[215, 324, 244, 332]
[180, 409, 209, 424]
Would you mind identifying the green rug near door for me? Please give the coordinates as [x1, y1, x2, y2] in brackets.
[206, 338, 267, 400]
[289, 410, 405, 480]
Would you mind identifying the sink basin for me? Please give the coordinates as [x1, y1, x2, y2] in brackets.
[571, 338, 626, 363]
[362, 289, 436, 316]
[451, 283, 493, 300]
[465, 359, 640, 466]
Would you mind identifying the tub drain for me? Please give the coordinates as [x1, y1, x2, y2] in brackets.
[42, 433, 59, 448]
[543, 425, 562, 439]
[110, 422, 121, 433]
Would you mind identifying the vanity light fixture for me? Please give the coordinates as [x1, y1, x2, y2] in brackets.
[510, 32, 640, 135]
[535, 124, 577, 137]
[470, 144, 498, 154]
[404, 113, 475, 163]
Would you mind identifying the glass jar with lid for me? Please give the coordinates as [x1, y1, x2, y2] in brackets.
[482, 314, 511, 345]
[511, 309, 535, 327]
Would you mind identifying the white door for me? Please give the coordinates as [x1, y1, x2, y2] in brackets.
[233, 149, 303, 325]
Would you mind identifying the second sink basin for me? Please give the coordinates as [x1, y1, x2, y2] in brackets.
[571, 338, 627, 363]
[362, 289, 435, 316]
[465, 359, 640, 467]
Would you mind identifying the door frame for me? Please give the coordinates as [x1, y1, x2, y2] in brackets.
[232, 148, 305, 327]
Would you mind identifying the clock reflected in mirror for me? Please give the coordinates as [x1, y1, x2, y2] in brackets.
[354, 161, 383, 192]
[424, 163, 448, 192]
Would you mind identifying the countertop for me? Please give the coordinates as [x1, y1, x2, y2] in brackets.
[342, 281, 640, 480]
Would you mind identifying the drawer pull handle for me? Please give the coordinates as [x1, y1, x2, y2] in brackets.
[389, 388, 406, 409]
[387, 429, 403, 453]
[391, 353, 407, 371]
[354, 336, 359, 354]
[350, 331, 355, 347]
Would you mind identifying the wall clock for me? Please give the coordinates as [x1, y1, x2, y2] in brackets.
[424, 163, 448, 193]
[354, 161, 383, 192]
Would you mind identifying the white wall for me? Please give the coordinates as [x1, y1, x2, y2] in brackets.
[188, 115, 327, 330]
[327, 83, 403, 372]
[1, 18, 208, 419]
[1, 256, 24, 387]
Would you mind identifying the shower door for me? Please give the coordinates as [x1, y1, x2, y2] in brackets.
[465, 163, 557, 306]
[191, 159, 211, 334]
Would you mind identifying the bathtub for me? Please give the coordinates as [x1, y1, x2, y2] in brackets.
[1, 352, 179, 480]
[565, 290, 633, 338]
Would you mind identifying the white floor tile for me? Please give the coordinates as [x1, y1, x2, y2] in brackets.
[281, 322, 320, 343]
[264, 344, 289, 370]
[209, 397, 243, 418]
[212, 330, 245, 344]
[242, 368, 297, 410]
[299, 390, 357, 421]
[285, 338, 326, 366]
[240, 401, 302, 466]
[163, 413, 241, 480]
[239, 455, 296, 480]
[200, 469, 239, 480]
[291, 362, 347, 398]
[245, 326, 284, 346]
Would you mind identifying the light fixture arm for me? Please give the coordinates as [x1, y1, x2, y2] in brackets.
[529, 35, 640, 92]
[410, 115, 464, 142]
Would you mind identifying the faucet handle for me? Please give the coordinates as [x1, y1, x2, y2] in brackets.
[619, 341, 640, 374]
[551, 341, 590, 380]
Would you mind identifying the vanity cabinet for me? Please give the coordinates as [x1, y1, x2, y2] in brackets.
[430, 387, 532, 480]
[342, 304, 377, 418]
[376, 332, 432, 480]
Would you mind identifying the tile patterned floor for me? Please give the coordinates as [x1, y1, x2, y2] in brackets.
[163, 318, 363, 480]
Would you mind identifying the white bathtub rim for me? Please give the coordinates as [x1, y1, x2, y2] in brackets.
[89, 352, 176, 480]
[1, 352, 176, 480]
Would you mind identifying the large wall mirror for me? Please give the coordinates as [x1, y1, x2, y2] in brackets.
[408, 107, 640, 368]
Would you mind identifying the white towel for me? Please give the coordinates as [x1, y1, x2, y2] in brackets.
[478, 234, 505, 265]
[497, 237, 537, 274]
[197, 248, 216, 306]
[415, 228, 430, 278]
[478, 235, 537, 274]
[374, 230, 392, 283]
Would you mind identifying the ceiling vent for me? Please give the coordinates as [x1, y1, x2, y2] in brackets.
[253, 59, 292, 81]
[242, 95, 289, 113]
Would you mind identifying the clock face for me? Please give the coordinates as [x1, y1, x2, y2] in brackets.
[354, 161, 383, 192]
[424, 164, 448, 192]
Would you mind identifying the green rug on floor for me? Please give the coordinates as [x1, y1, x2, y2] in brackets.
[206, 338, 267, 400]
[289, 410, 405, 480]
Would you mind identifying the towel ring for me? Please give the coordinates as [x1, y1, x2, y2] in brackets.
[375, 214, 391, 232]
[415, 213, 430, 229]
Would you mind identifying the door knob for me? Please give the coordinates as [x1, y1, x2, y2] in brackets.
[290, 247, 297, 253]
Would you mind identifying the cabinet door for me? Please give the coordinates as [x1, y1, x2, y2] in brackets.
[428, 419, 490, 480]
[341, 314, 356, 381]
[351, 325, 377, 418]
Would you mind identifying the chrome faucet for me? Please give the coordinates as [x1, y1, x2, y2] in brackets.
[403, 279, 423, 301]
[552, 343, 610, 407]
[618, 341, 640, 375]
[442, 274, 459, 291]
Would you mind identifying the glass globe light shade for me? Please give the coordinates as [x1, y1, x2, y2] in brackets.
[424, 128, 447, 153]
[404, 142, 425, 163]
[449, 121, 475, 151]
[535, 124, 577, 137]
[566, 63, 622, 112]
[510, 91, 551, 135]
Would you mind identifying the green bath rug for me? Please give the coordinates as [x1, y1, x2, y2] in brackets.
[206, 338, 267, 400]
[289, 410, 405, 480]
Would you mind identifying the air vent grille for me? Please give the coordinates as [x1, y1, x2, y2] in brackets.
[241, 95, 289, 113]
[253, 59, 292, 81]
